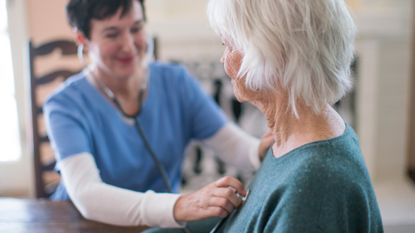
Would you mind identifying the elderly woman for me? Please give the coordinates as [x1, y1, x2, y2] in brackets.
[205, 0, 384, 232]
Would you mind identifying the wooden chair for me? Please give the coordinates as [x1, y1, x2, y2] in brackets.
[29, 39, 82, 198]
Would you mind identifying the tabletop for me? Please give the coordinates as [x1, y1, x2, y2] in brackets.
[0, 198, 148, 233]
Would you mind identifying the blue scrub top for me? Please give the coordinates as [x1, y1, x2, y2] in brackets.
[44, 62, 227, 200]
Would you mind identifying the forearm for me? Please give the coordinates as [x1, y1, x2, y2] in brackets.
[202, 123, 261, 171]
[59, 153, 182, 227]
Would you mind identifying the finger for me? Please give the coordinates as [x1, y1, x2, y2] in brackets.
[206, 206, 230, 218]
[213, 187, 243, 208]
[215, 176, 247, 196]
[209, 196, 235, 214]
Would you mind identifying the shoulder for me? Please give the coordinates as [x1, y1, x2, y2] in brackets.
[292, 144, 367, 192]
[263, 132, 372, 204]
[278, 139, 377, 219]
[290, 146, 382, 232]
[149, 62, 206, 100]
[149, 61, 196, 87]
[46, 72, 87, 100]
[150, 62, 191, 78]
[291, 127, 365, 181]
[44, 72, 89, 111]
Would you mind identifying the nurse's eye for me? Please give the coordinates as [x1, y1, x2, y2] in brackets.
[103, 28, 120, 39]
[103, 33, 118, 40]
[131, 25, 143, 34]
[130, 23, 144, 33]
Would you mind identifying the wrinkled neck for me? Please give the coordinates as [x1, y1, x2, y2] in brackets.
[257, 96, 345, 157]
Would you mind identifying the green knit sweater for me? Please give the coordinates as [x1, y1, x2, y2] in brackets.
[219, 126, 383, 233]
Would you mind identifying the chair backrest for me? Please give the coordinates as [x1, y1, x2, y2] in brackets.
[29, 39, 82, 198]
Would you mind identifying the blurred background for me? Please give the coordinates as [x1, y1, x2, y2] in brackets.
[0, 0, 414, 232]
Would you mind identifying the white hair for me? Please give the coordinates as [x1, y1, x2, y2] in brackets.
[207, 0, 357, 116]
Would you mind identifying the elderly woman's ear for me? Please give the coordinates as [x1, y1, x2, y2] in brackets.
[223, 50, 243, 80]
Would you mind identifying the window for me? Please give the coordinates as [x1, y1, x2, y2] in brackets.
[0, 0, 21, 162]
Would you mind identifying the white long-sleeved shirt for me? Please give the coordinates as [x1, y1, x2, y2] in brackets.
[59, 122, 260, 227]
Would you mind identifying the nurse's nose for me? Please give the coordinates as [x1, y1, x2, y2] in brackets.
[121, 33, 136, 53]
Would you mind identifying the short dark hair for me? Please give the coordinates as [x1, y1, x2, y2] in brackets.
[66, 0, 146, 39]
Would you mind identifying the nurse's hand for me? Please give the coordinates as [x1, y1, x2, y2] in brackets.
[173, 176, 247, 222]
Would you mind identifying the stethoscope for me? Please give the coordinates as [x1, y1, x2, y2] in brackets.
[89, 71, 174, 193]
[209, 189, 249, 233]
[90, 71, 195, 233]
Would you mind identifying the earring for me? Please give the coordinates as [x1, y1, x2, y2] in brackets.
[77, 44, 84, 62]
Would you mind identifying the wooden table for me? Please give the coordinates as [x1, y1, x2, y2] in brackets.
[0, 198, 148, 233]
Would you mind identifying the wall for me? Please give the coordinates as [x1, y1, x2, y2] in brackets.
[27, 0, 72, 43]
[146, 0, 222, 61]
[353, 0, 412, 182]
[408, 0, 415, 183]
